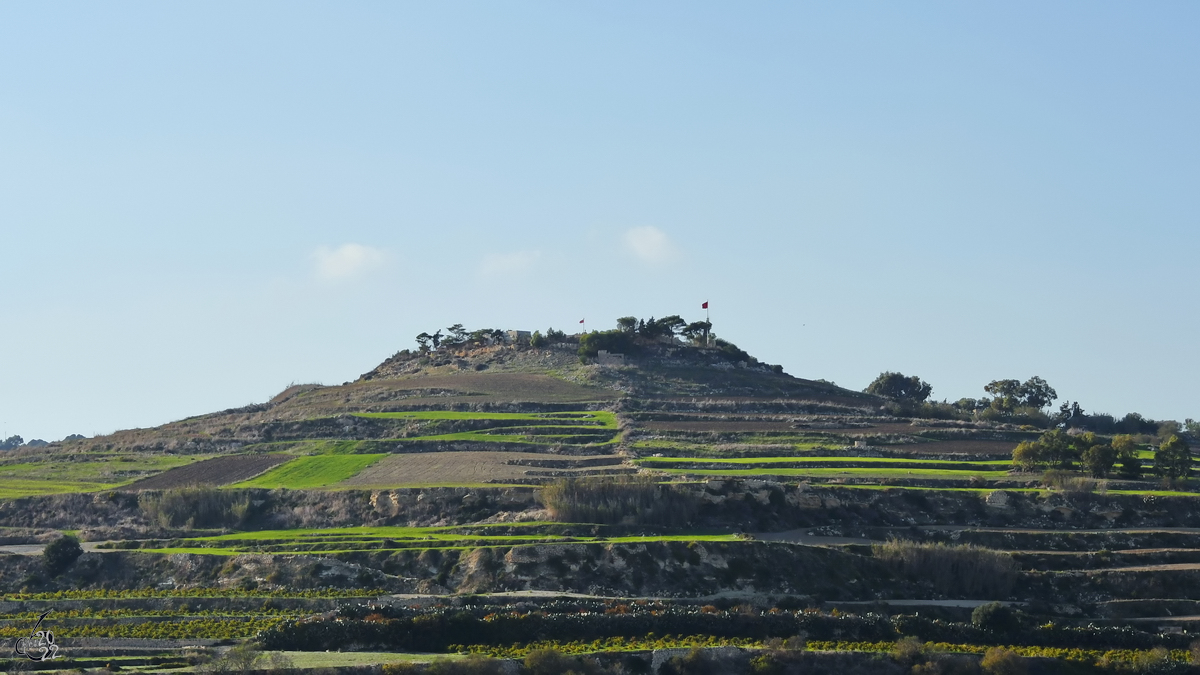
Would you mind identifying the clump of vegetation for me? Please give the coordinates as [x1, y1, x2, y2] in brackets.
[980, 646, 1027, 675]
[865, 372, 933, 403]
[873, 539, 1017, 597]
[199, 643, 291, 673]
[541, 475, 698, 526]
[971, 602, 1021, 634]
[1040, 469, 1101, 494]
[43, 534, 83, 576]
[138, 487, 255, 529]
[1155, 435, 1192, 480]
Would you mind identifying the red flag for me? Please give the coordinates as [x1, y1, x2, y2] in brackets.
[701, 301, 708, 309]
[579, 319, 585, 323]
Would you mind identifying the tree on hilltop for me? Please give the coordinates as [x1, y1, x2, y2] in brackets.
[681, 321, 712, 344]
[446, 324, 468, 345]
[865, 372, 933, 403]
[984, 376, 1057, 412]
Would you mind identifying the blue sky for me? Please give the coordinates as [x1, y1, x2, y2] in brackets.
[2, 2, 1197, 441]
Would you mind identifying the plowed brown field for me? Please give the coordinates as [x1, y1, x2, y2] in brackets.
[883, 440, 1018, 456]
[124, 454, 291, 490]
[338, 451, 625, 487]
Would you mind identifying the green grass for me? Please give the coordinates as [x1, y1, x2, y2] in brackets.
[232, 454, 386, 488]
[636, 456, 1008, 468]
[267, 652, 461, 668]
[110, 523, 742, 556]
[0, 454, 198, 496]
[650, 467, 1012, 479]
[809, 483, 1200, 497]
[0, 480, 121, 498]
[356, 410, 617, 427]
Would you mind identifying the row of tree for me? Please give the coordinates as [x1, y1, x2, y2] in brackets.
[1012, 429, 1192, 479]
[0, 435, 55, 450]
[865, 371, 1197, 439]
[414, 325, 506, 351]
[613, 315, 712, 343]
[866, 373, 1057, 413]
[575, 315, 756, 365]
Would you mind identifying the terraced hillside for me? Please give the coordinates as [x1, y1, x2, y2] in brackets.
[3, 328, 1197, 673]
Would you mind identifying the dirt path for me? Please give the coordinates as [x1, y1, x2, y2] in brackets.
[753, 529, 877, 546]
[909, 526, 1200, 535]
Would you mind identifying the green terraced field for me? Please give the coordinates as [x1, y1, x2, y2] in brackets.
[636, 456, 1009, 469]
[0, 479, 121, 498]
[356, 410, 616, 426]
[103, 523, 741, 555]
[232, 454, 387, 489]
[0, 454, 198, 496]
[651, 466, 1012, 479]
[631, 439, 833, 455]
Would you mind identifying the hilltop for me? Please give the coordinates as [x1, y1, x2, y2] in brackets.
[47, 325, 878, 457]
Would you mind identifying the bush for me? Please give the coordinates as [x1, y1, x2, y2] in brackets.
[980, 647, 1026, 675]
[971, 603, 1020, 634]
[1040, 470, 1099, 494]
[139, 487, 255, 529]
[578, 330, 638, 359]
[427, 654, 504, 675]
[200, 643, 292, 673]
[661, 647, 722, 675]
[874, 540, 1017, 597]
[1132, 646, 1175, 675]
[541, 476, 698, 527]
[524, 648, 607, 675]
[892, 637, 928, 667]
[43, 535, 83, 576]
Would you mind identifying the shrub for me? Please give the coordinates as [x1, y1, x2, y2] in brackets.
[541, 475, 697, 527]
[874, 540, 1017, 597]
[43, 535, 83, 576]
[971, 603, 1020, 634]
[578, 330, 638, 359]
[892, 637, 928, 667]
[661, 647, 722, 675]
[139, 487, 255, 529]
[1132, 646, 1174, 675]
[1041, 470, 1096, 494]
[524, 648, 607, 675]
[427, 654, 504, 675]
[200, 643, 292, 673]
[981, 647, 1026, 675]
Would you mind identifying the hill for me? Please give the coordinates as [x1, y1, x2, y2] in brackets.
[1, 321, 1198, 674]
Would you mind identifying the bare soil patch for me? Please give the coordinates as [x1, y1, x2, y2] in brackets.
[640, 420, 805, 433]
[123, 455, 291, 490]
[637, 420, 952, 436]
[881, 440, 1017, 456]
[278, 374, 618, 416]
[338, 451, 625, 486]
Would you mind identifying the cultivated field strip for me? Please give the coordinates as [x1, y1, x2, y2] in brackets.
[233, 454, 387, 489]
[338, 451, 628, 487]
[123, 454, 291, 490]
[99, 523, 740, 555]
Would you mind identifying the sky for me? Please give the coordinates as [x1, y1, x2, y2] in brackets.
[1, 2, 1197, 442]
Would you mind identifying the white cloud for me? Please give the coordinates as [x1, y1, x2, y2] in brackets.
[622, 226, 678, 263]
[312, 243, 386, 281]
[479, 250, 541, 277]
